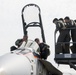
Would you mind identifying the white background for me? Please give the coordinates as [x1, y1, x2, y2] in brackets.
[0, 0, 76, 75]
